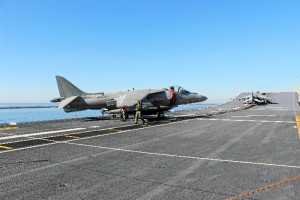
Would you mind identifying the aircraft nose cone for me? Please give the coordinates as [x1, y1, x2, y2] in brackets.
[199, 95, 207, 102]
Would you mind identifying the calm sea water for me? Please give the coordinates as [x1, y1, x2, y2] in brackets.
[0, 103, 214, 125]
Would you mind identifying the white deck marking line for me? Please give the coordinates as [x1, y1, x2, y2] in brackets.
[197, 118, 295, 123]
[0, 123, 142, 145]
[271, 109, 289, 111]
[0, 128, 86, 140]
[89, 126, 101, 128]
[0, 143, 57, 154]
[178, 114, 196, 117]
[231, 115, 277, 118]
[1, 120, 183, 145]
[253, 109, 267, 111]
[66, 142, 300, 169]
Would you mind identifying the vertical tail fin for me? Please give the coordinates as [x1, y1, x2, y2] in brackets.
[56, 76, 86, 97]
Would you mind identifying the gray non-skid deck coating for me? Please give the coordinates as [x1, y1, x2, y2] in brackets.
[0, 92, 299, 200]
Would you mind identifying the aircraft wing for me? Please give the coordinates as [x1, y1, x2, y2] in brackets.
[116, 90, 164, 108]
[243, 99, 252, 104]
[253, 98, 262, 104]
[58, 96, 79, 108]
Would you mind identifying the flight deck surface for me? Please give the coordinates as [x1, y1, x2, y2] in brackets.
[0, 92, 299, 199]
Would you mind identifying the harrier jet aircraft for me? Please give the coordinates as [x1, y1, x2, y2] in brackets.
[50, 76, 207, 120]
[239, 92, 273, 105]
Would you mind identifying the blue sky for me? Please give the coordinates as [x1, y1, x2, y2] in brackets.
[0, 0, 299, 103]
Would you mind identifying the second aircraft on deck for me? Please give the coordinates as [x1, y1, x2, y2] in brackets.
[239, 92, 274, 105]
[51, 76, 207, 120]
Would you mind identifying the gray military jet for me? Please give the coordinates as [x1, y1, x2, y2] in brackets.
[50, 76, 207, 120]
[239, 92, 274, 105]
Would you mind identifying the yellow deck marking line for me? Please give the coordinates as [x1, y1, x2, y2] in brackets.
[226, 174, 300, 200]
[293, 92, 300, 140]
[0, 145, 13, 150]
[65, 135, 80, 139]
[296, 116, 300, 139]
[0, 126, 18, 131]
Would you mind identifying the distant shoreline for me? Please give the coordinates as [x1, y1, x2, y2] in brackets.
[0, 106, 58, 109]
[0, 103, 217, 110]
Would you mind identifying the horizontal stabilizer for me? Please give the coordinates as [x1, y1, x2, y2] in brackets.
[58, 96, 79, 109]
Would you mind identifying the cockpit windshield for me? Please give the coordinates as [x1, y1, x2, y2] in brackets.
[170, 86, 191, 94]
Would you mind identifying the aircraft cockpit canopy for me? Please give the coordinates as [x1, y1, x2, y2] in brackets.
[170, 86, 191, 95]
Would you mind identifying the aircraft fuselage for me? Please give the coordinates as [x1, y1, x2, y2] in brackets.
[51, 76, 207, 115]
